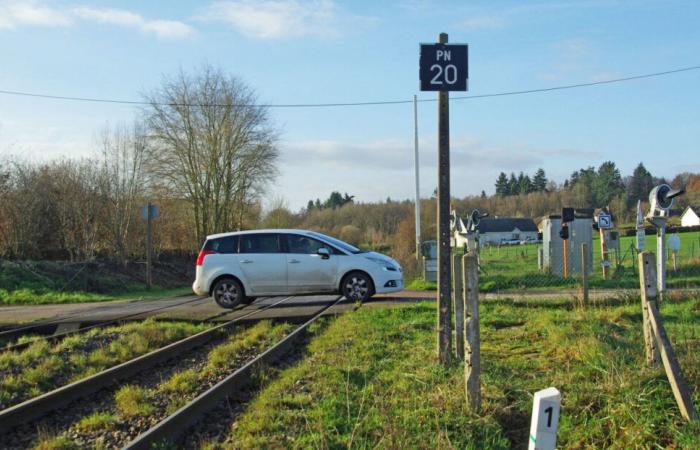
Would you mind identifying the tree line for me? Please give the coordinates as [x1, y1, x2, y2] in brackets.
[0, 65, 278, 262]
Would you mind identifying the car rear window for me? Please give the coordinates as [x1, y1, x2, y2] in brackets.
[239, 234, 281, 254]
[204, 235, 238, 254]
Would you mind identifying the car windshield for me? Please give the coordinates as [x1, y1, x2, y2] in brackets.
[307, 232, 365, 254]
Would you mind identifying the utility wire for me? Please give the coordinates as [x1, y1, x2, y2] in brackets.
[0, 64, 698, 108]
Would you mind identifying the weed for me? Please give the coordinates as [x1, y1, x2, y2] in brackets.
[160, 369, 199, 395]
[75, 412, 117, 432]
[114, 385, 153, 417]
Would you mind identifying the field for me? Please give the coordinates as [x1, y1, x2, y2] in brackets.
[219, 296, 700, 449]
[468, 230, 700, 292]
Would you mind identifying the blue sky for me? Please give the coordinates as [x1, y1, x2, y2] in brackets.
[0, 0, 698, 210]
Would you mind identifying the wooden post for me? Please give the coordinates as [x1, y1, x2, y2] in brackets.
[453, 255, 464, 361]
[463, 254, 480, 412]
[647, 301, 698, 421]
[581, 243, 589, 306]
[672, 250, 678, 272]
[436, 31, 452, 364]
[638, 252, 660, 366]
[146, 203, 153, 290]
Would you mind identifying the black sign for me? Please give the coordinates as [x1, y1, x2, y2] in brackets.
[419, 43, 468, 91]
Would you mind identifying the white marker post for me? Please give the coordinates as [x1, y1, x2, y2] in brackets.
[528, 387, 561, 450]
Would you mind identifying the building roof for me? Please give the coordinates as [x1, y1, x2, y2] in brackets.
[477, 218, 538, 233]
[681, 205, 699, 217]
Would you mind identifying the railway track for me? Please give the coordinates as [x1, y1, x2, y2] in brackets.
[0, 295, 211, 353]
[0, 294, 345, 449]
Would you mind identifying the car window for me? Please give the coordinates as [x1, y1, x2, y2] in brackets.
[205, 235, 238, 254]
[286, 235, 334, 254]
[239, 234, 280, 254]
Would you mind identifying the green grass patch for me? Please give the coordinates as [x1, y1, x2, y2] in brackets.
[405, 278, 437, 291]
[0, 319, 208, 409]
[0, 286, 192, 305]
[229, 298, 700, 449]
[75, 412, 117, 432]
[114, 384, 154, 417]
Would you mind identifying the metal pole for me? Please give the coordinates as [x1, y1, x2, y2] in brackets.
[414, 95, 421, 259]
[436, 32, 452, 364]
[581, 243, 589, 305]
[146, 203, 153, 290]
[657, 225, 666, 302]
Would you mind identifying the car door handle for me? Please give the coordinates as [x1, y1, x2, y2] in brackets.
[240, 259, 253, 264]
[289, 259, 300, 264]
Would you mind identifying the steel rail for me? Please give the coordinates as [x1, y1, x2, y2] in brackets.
[0, 295, 298, 433]
[0, 295, 210, 353]
[123, 295, 345, 450]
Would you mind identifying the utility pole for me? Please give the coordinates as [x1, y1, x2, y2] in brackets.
[414, 94, 421, 259]
[436, 32, 452, 363]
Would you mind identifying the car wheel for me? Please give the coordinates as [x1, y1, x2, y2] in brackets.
[212, 278, 244, 309]
[342, 272, 373, 302]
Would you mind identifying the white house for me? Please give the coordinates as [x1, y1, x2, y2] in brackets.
[477, 218, 539, 245]
[681, 206, 700, 227]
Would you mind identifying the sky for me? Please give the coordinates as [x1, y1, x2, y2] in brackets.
[0, 0, 698, 211]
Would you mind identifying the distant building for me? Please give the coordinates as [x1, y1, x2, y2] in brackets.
[476, 218, 538, 245]
[681, 206, 700, 227]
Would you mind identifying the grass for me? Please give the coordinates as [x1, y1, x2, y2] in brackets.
[0, 286, 192, 305]
[115, 384, 154, 417]
[409, 230, 700, 293]
[0, 258, 193, 305]
[0, 319, 208, 408]
[225, 297, 700, 449]
[75, 412, 117, 432]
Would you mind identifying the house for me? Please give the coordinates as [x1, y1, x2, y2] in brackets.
[476, 218, 538, 245]
[681, 206, 700, 227]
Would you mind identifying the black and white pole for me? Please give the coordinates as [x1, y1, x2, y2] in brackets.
[528, 387, 561, 450]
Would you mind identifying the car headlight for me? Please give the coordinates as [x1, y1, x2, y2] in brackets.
[365, 256, 398, 271]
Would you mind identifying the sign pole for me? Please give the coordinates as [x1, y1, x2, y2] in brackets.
[146, 202, 153, 290]
[413, 95, 421, 260]
[436, 31, 452, 364]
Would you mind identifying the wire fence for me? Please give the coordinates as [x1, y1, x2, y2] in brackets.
[477, 236, 700, 293]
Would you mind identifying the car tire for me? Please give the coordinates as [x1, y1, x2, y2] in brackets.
[212, 278, 244, 309]
[341, 271, 373, 302]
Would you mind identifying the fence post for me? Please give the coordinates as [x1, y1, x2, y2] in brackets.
[641, 253, 698, 421]
[638, 252, 660, 366]
[463, 254, 481, 412]
[453, 255, 465, 361]
[581, 243, 589, 306]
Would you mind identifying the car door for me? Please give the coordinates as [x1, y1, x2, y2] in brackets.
[285, 234, 339, 293]
[237, 233, 287, 295]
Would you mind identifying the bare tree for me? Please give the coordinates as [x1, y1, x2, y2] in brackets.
[143, 65, 279, 243]
[98, 123, 146, 264]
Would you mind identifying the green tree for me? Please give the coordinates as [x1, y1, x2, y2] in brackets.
[517, 172, 532, 195]
[626, 162, 654, 206]
[532, 168, 547, 192]
[508, 173, 518, 195]
[593, 161, 625, 207]
[495, 172, 509, 197]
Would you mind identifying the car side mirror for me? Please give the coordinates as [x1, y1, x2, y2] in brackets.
[317, 248, 330, 259]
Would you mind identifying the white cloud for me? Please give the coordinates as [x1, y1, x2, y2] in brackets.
[0, 2, 193, 38]
[0, 1, 72, 29]
[201, 0, 376, 39]
[72, 6, 194, 39]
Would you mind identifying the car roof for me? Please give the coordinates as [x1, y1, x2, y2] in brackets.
[205, 229, 316, 240]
